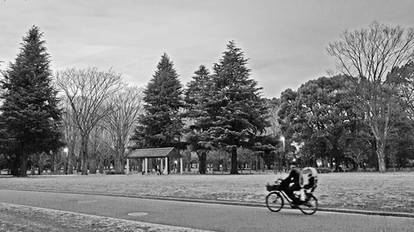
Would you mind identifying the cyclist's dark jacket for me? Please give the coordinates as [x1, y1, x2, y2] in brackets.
[280, 168, 301, 191]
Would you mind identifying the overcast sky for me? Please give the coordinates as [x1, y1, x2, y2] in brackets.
[1, 0, 413, 98]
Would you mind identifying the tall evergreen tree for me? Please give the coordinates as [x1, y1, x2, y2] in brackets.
[0, 26, 63, 176]
[184, 65, 214, 174]
[206, 41, 269, 174]
[133, 53, 183, 148]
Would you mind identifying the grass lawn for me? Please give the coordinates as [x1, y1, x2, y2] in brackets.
[0, 203, 210, 232]
[0, 172, 413, 213]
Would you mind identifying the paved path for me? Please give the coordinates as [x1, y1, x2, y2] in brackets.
[0, 190, 413, 232]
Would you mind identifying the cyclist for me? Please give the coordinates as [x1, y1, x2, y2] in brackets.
[279, 159, 302, 205]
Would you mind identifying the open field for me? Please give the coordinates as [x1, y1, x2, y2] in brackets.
[0, 172, 413, 213]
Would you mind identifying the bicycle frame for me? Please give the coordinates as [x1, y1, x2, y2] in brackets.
[275, 190, 295, 205]
[274, 189, 314, 205]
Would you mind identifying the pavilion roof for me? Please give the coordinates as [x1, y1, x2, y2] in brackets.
[127, 147, 181, 159]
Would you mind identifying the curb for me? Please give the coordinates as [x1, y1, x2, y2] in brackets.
[2, 189, 414, 218]
[136, 195, 414, 218]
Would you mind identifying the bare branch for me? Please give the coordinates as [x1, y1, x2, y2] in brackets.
[55, 67, 122, 174]
[102, 85, 144, 173]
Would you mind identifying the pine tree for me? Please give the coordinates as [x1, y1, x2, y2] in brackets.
[206, 41, 269, 174]
[184, 65, 214, 174]
[0, 26, 63, 176]
[133, 53, 183, 148]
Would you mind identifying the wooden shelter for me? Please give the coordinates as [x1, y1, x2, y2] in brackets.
[126, 147, 183, 174]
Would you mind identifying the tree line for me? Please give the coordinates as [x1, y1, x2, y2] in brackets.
[1, 22, 414, 176]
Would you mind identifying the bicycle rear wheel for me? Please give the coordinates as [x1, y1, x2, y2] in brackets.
[299, 194, 318, 215]
[266, 191, 284, 212]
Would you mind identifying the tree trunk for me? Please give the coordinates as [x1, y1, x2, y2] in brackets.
[38, 164, 43, 175]
[11, 163, 18, 176]
[67, 142, 76, 174]
[114, 149, 124, 174]
[63, 153, 68, 174]
[11, 155, 19, 176]
[18, 153, 28, 177]
[230, 146, 238, 174]
[81, 134, 89, 175]
[354, 159, 360, 171]
[89, 154, 97, 174]
[76, 155, 82, 173]
[67, 151, 73, 174]
[51, 151, 56, 174]
[114, 157, 123, 174]
[198, 151, 207, 174]
[376, 138, 386, 173]
[98, 157, 104, 174]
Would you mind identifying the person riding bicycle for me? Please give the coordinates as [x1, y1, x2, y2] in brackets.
[279, 159, 319, 204]
[279, 159, 302, 205]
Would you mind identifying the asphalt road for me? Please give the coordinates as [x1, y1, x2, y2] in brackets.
[0, 190, 412, 232]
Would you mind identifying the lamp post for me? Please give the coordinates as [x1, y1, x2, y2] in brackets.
[125, 148, 130, 175]
[280, 136, 285, 151]
[63, 147, 69, 174]
[63, 147, 69, 156]
[280, 136, 285, 172]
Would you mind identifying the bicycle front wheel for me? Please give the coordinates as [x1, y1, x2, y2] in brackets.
[266, 191, 284, 212]
[299, 194, 318, 215]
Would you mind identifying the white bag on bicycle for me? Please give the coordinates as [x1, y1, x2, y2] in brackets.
[300, 167, 318, 190]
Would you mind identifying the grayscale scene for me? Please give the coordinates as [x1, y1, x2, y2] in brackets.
[1, 0, 414, 231]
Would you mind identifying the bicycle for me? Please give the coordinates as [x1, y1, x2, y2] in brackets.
[265, 178, 318, 215]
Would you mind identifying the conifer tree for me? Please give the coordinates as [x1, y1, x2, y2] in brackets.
[206, 41, 269, 174]
[0, 26, 63, 176]
[184, 65, 214, 174]
[133, 53, 183, 148]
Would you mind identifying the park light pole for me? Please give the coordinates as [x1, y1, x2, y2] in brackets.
[125, 148, 130, 174]
[63, 147, 69, 156]
[280, 136, 285, 172]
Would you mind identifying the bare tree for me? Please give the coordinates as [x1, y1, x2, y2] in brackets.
[56, 68, 122, 175]
[104, 86, 143, 173]
[61, 98, 79, 174]
[89, 123, 106, 174]
[327, 22, 414, 172]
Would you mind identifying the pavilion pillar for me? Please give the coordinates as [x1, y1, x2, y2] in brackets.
[164, 157, 168, 175]
[126, 158, 130, 174]
[142, 159, 145, 174]
[160, 158, 164, 174]
[144, 158, 148, 174]
[180, 157, 183, 174]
